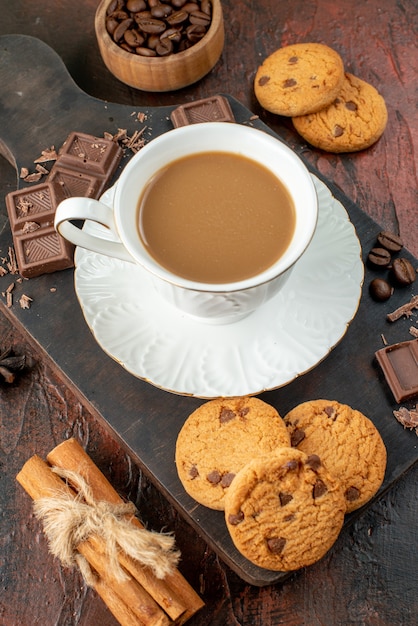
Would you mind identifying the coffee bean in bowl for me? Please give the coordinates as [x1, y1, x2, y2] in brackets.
[95, 0, 224, 91]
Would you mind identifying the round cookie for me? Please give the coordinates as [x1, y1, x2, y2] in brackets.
[284, 399, 387, 512]
[175, 397, 291, 510]
[224, 447, 346, 571]
[292, 73, 388, 152]
[254, 43, 345, 116]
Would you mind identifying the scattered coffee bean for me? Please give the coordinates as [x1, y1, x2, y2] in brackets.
[367, 247, 391, 267]
[105, 0, 213, 57]
[369, 278, 393, 301]
[391, 257, 416, 286]
[377, 230, 403, 253]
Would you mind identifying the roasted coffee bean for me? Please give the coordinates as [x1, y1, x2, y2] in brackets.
[151, 3, 173, 18]
[137, 16, 166, 33]
[189, 9, 211, 25]
[377, 230, 403, 252]
[107, 0, 212, 58]
[369, 278, 393, 302]
[161, 27, 182, 43]
[126, 0, 146, 11]
[201, 0, 211, 14]
[368, 247, 391, 267]
[136, 46, 157, 56]
[113, 18, 134, 41]
[391, 257, 416, 286]
[166, 9, 189, 25]
[156, 35, 174, 54]
[106, 16, 119, 35]
[186, 23, 206, 42]
[124, 28, 145, 46]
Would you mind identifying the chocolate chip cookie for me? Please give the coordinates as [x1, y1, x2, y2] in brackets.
[292, 73, 388, 152]
[284, 399, 387, 512]
[225, 447, 346, 571]
[175, 397, 291, 510]
[254, 42, 345, 116]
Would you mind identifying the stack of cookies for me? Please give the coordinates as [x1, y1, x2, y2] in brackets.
[254, 42, 388, 153]
[175, 397, 386, 572]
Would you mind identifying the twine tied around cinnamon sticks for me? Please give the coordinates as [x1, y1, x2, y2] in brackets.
[33, 466, 180, 587]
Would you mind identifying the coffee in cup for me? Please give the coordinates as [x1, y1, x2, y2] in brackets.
[55, 123, 317, 323]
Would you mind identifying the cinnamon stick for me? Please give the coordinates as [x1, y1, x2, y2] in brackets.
[46, 439, 204, 624]
[16, 455, 171, 626]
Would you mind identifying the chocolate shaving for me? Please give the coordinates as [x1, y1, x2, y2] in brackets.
[393, 406, 418, 434]
[34, 147, 58, 163]
[19, 294, 33, 310]
[387, 295, 418, 322]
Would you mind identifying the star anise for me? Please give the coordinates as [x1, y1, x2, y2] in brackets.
[0, 348, 26, 383]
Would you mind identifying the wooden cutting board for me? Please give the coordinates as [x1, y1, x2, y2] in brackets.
[1, 34, 417, 586]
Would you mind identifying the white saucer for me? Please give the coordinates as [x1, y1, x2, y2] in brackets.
[74, 174, 363, 398]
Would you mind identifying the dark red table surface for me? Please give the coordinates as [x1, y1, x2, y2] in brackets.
[1, 1, 417, 625]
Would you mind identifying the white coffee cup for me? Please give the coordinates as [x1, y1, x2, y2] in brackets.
[55, 123, 318, 323]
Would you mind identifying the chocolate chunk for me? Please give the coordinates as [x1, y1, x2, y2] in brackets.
[283, 78, 297, 88]
[345, 101, 358, 111]
[305, 454, 321, 470]
[220, 472, 235, 488]
[258, 75, 270, 86]
[206, 469, 222, 484]
[238, 406, 250, 418]
[334, 125, 344, 137]
[228, 511, 244, 525]
[219, 407, 236, 423]
[290, 428, 305, 447]
[375, 339, 418, 403]
[288, 56, 299, 64]
[324, 406, 336, 420]
[279, 492, 293, 506]
[345, 486, 360, 502]
[282, 459, 299, 471]
[170, 95, 236, 128]
[313, 479, 328, 499]
[189, 464, 199, 479]
[266, 536, 286, 554]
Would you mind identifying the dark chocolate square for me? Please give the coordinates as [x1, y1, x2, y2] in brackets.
[375, 339, 418, 403]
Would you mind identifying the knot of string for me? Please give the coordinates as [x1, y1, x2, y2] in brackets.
[33, 467, 180, 586]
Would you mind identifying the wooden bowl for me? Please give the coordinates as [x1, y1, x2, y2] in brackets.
[95, 0, 224, 92]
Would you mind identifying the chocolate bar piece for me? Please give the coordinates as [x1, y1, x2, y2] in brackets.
[170, 95, 235, 128]
[6, 181, 75, 278]
[375, 339, 418, 403]
[52, 132, 122, 198]
[5, 132, 123, 278]
[13, 225, 74, 278]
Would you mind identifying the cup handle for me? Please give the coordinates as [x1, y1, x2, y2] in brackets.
[54, 197, 135, 263]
